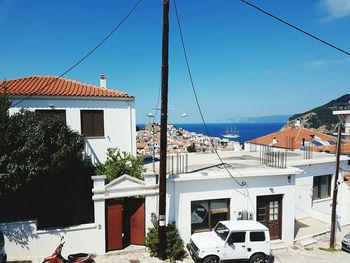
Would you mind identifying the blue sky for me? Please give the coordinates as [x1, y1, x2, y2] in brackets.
[1, 0, 350, 123]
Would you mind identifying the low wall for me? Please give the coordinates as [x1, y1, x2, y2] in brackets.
[0, 220, 101, 260]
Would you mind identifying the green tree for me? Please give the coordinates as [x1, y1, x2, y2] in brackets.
[0, 110, 84, 196]
[95, 148, 145, 182]
[145, 222, 186, 261]
[0, 81, 11, 153]
[0, 107, 94, 228]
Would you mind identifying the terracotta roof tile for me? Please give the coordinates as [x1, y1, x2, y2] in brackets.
[248, 127, 337, 149]
[312, 142, 350, 154]
[0, 76, 133, 99]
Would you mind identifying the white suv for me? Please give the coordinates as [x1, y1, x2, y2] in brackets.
[187, 220, 270, 263]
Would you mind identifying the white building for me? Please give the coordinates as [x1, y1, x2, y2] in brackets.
[333, 106, 350, 141]
[144, 150, 350, 248]
[3, 149, 350, 259]
[1, 75, 136, 163]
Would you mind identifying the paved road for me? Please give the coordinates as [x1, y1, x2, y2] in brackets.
[272, 248, 350, 263]
[94, 245, 350, 263]
[14, 244, 350, 263]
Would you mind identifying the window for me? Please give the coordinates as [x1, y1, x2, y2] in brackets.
[313, 175, 332, 200]
[214, 223, 230, 241]
[81, 110, 104, 137]
[191, 199, 229, 233]
[228, 232, 246, 243]
[250, 232, 265, 242]
[35, 109, 66, 123]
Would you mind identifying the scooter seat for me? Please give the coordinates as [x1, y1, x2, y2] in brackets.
[68, 253, 90, 261]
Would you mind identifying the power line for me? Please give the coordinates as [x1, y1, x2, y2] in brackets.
[173, 0, 246, 187]
[11, 0, 143, 108]
[240, 0, 350, 57]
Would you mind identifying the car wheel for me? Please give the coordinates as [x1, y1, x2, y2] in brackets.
[203, 255, 219, 263]
[249, 253, 266, 263]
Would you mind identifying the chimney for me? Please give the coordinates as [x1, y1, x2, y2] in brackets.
[100, 74, 106, 88]
[295, 119, 301, 128]
[272, 137, 278, 144]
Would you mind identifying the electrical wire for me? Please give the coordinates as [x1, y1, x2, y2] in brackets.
[173, 0, 246, 187]
[240, 0, 350, 57]
[11, 0, 143, 108]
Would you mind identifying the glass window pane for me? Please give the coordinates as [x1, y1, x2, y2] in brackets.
[191, 200, 209, 232]
[274, 214, 278, 220]
[211, 199, 228, 214]
[269, 214, 273, 220]
[313, 175, 331, 200]
[229, 232, 246, 243]
[269, 208, 274, 215]
[274, 207, 278, 214]
[274, 201, 278, 207]
[269, 202, 273, 208]
[250, 232, 265, 242]
[320, 175, 330, 198]
[211, 212, 229, 229]
[313, 176, 320, 199]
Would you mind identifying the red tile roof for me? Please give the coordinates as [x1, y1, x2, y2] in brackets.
[312, 142, 350, 154]
[248, 127, 337, 149]
[0, 76, 133, 98]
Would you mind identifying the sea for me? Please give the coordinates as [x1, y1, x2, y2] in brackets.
[138, 123, 285, 142]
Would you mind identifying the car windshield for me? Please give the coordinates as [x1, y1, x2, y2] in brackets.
[214, 223, 230, 241]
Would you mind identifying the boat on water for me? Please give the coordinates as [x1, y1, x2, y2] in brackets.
[222, 127, 240, 139]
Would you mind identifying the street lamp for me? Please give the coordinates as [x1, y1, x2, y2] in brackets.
[146, 112, 156, 173]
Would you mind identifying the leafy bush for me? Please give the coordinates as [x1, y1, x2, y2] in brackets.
[0, 109, 85, 195]
[0, 96, 93, 227]
[145, 222, 186, 261]
[95, 148, 145, 182]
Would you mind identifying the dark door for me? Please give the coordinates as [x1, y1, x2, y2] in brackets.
[257, 194, 283, 240]
[128, 198, 145, 245]
[106, 198, 145, 251]
[107, 203, 123, 251]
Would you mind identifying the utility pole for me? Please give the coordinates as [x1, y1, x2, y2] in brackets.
[159, 0, 169, 260]
[330, 123, 342, 249]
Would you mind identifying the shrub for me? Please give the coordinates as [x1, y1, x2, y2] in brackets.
[145, 222, 186, 261]
[95, 148, 145, 182]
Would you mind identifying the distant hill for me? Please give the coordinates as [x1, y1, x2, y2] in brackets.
[228, 115, 290, 123]
[285, 94, 350, 133]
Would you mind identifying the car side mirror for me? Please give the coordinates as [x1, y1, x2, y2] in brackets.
[227, 239, 234, 245]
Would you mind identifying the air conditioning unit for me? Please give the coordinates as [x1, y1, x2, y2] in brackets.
[237, 210, 253, 220]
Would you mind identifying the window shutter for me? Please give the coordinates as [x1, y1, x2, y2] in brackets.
[81, 110, 104, 137]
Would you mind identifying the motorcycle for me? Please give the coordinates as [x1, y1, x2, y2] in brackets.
[43, 236, 96, 263]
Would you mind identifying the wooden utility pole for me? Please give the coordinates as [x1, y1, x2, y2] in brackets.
[330, 123, 342, 249]
[159, 0, 169, 259]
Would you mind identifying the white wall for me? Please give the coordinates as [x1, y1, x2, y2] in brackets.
[294, 161, 350, 226]
[0, 221, 103, 260]
[167, 173, 296, 245]
[1, 176, 107, 260]
[9, 97, 136, 163]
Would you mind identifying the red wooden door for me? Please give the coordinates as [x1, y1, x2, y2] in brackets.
[107, 204, 123, 251]
[129, 198, 145, 245]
